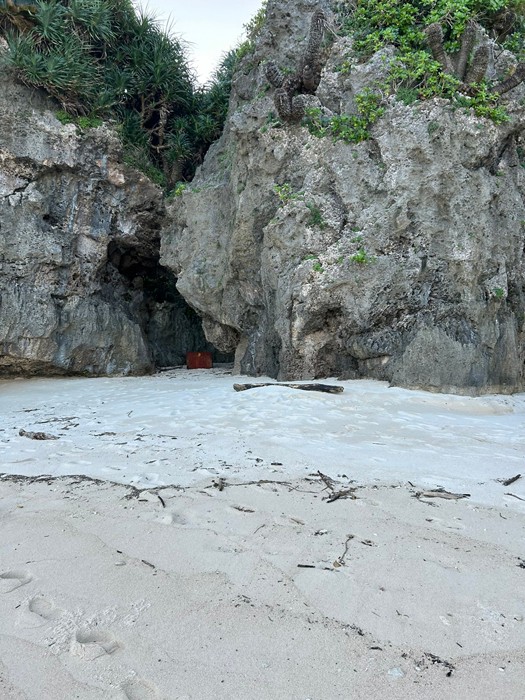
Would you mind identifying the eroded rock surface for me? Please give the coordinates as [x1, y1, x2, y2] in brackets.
[0, 71, 217, 376]
[162, 0, 525, 393]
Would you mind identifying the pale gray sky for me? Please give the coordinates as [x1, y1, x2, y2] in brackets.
[136, 1, 264, 83]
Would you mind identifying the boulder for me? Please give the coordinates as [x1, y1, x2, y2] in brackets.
[162, 0, 525, 394]
[0, 70, 217, 376]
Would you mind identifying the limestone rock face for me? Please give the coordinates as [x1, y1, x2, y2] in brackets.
[162, 0, 525, 394]
[0, 71, 215, 376]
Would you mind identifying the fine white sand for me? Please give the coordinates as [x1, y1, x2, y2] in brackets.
[1, 369, 524, 698]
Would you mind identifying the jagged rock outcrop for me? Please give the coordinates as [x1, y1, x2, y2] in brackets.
[0, 70, 217, 376]
[162, 0, 525, 394]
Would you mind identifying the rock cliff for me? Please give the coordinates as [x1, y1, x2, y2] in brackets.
[0, 70, 219, 376]
[162, 0, 525, 394]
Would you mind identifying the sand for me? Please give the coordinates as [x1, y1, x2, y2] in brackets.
[1, 369, 524, 698]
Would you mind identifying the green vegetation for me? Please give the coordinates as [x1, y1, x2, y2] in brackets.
[307, 0, 525, 145]
[306, 202, 327, 229]
[427, 119, 440, 134]
[492, 286, 506, 299]
[349, 247, 376, 264]
[238, 1, 267, 58]
[272, 187, 327, 229]
[303, 89, 385, 144]
[0, 0, 267, 191]
[273, 182, 304, 204]
[339, 0, 525, 127]
[55, 110, 102, 129]
[339, 1, 525, 59]
[301, 254, 324, 272]
[259, 110, 283, 133]
[171, 182, 188, 197]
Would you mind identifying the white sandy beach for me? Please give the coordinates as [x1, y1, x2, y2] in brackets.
[1, 369, 524, 698]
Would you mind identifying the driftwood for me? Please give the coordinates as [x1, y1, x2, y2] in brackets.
[416, 489, 470, 501]
[316, 470, 358, 503]
[499, 473, 522, 486]
[19, 429, 58, 441]
[326, 488, 357, 503]
[333, 534, 355, 567]
[233, 382, 344, 394]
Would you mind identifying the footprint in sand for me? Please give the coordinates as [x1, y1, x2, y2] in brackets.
[157, 511, 187, 526]
[121, 678, 161, 699]
[0, 570, 33, 593]
[72, 628, 120, 659]
[28, 595, 63, 621]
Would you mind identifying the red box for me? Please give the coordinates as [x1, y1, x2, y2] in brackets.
[186, 352, 213, 369]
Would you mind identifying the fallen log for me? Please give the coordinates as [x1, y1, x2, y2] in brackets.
[233, 382, 344, 394]
[415, 489, 470, 501]
[19, 429, 58, 441]
[499, 473, 522, 487]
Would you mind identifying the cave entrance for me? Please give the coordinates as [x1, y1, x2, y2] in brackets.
[105, 240, 233, 368]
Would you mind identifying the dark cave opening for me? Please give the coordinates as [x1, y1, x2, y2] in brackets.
[104, 240, 234, 368]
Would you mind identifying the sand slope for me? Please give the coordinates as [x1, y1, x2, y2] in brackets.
[1, 371, 524, 698]
[1, 369, 524, 504]
[0, 475, 524, 699]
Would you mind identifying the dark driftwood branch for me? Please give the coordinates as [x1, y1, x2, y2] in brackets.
[19, 429, 58, 440]
[500, 473, 522, 486]
[233, 382, 344, 394]
[415, 489, 470, 500]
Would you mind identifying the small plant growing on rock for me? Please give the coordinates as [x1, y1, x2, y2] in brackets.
[172, 182, 187, 197]
[302, 254, 324, 272]
[303, 89, 385, 143]
[259, 111, 283, 133]
[306, 202, 327, 229]
[350, 248, 376, 264]
[427, 120, 440, 135]
[273, 183, 304, 204]
[55, 110, 102, 130]
[396, 87, 419, 105]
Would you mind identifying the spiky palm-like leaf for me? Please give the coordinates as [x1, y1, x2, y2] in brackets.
[66, 0, 114, 44]
[1, 0, 229, 185]
[192, 114, 218, 143]
[120, 110, 149, 149]
[33, 0, 67, 46]
[165, 130, 192, 164]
